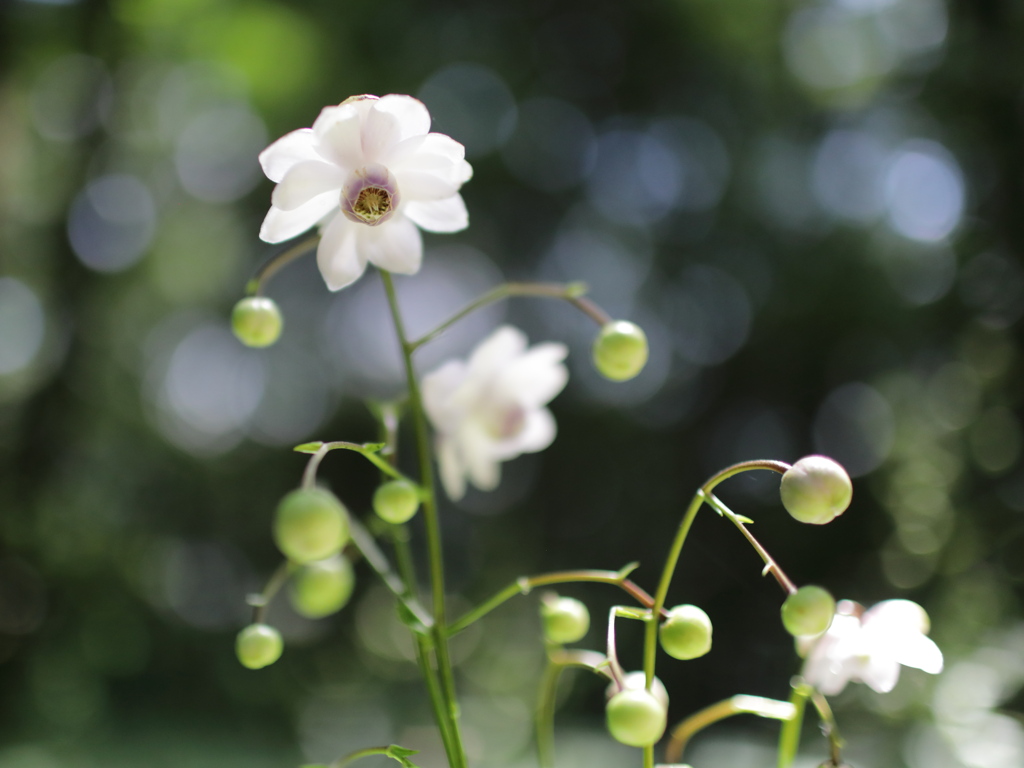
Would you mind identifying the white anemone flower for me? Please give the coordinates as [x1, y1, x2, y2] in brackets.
[258, 94, 472, 291]
[800, 599, 944, 696]
[422, 326, 569, 500]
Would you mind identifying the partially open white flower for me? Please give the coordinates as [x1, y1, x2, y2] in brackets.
[258, 94, 472, 291]
[422, 326, 568, 500]
[800, 599, 944, 695]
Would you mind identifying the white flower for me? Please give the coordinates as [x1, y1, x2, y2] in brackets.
[258, 94, 473, 291]
[422, 326, 569, 500]
[801, 599, 944, 696]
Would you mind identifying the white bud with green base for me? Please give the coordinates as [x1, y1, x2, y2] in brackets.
[780, 456, 852, 525]
[593, 321, 649, 381]
[273, 488, 349, 564]
[289, 555, 355, 618]
[781, 585, 836, 637]
[540, 594, 590, 644]
[236, 623, 283, 669]
[232, 296, 283, 348]
[373, 479, 420, 524]
[659, 604, 713, 660]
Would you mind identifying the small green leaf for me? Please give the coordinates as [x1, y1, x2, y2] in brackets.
[565, 281, 589, 298]
[395, 601, 429, 636]
[360, 442, 386, 453]
[385, 745, 420, 768]
[294, 441, 324, 454]
[616, 561, 640, 580]
[734, 514, 755, 524]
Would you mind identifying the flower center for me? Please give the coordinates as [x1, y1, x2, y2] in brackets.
[482, 403, 527, 441]
[340, 164, 400, 226]
[353, 186, 393, 223]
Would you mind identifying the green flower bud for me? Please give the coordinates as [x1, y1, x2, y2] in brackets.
[605, 689, 667, 747]
[231, 296, 283, 348]
[289, 555, 355, 618]
[273, 488, 349, 564]
[780, 456, 852, 525]
[540, 594, 590, 644]
[614, 671, 669, 711]
[781, 585, 836, 638]
[593, 321, 649, 382]
[372, 479, 420, 525]
[235, 623, 283, 669]
[659, 604, 713, 660]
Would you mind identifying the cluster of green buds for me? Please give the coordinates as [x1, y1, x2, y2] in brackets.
[235, 486, 356, 669]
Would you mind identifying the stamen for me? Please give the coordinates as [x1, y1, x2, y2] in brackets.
[353, 187, 392, 223]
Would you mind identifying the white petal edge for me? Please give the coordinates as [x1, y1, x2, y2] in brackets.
[422, 360, 467, 429]
[497, 407, 556, 459]
[499, 343, 569, 406]
[437, 435, 467, 501]
[468, 326, 528, 376]
[374, 95, 432, 143]
[316, 214, 367, 291]
[357, 216, 424, 275]
[259, 197, 338, 244]
[271, 161, 345, 211]
[404, 195, 469, 233]
[317, 111, 367, 173]
[259, 128, 320, 183]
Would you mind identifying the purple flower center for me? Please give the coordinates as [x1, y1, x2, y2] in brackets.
[340, 164, 400, 226]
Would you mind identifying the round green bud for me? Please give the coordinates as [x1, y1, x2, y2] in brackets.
[614, 671, 669, 711]
[605, 689, 667, 748]
[780, 456, 853, 525]
[231, 296, 283, 348]
[273, 488, 349, 565]
[540, 594, 590, 644]
[781, 585, 836, 638]
[235, 623, 283, 669]
[289, 555, 355, 618]
[659, 604, 713, 660]
[372, 479, 420, 525]
[593, 321, 649, 382]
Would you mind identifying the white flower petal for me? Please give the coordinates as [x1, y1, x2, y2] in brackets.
[805, 655, 855, 696]
[357, 216, 423, 274]
[863, 600, 931, 634]
[499, 343, 569, 406]
[389, 133, 473, 184]
[259, 198, 338, 244]
[461, 422, 501, 491]
[422, 360, 467, 429]
[404, 195, 469, 233]
[468, 326, 528, 376]
[316, 214, 367, 291]
[501, 407, 556, 457]
[398, 170, 459, 202]
[259, 128, 320, 183]
[311, 100, 366, 138]
[271, 161, 345, 211]
[861, 655, 902, 694]
[317, 110, 366, 171]
[374, 95, 431, 142]
[361, 106, 401, 165]
[437, 435, 467, 501]
[891, 634, 944, 674]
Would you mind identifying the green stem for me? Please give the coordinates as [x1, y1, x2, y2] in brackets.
[299, 441, 413, 488]
[407, 281, 610, 352]
[380, 269, 467, 768]
[247, 560, 293, 624]
[536, 649, 610, 768]
[447, 569, 658, 636]
[641, 460, 791, 689]
[702, 492, 797, 595]
[329, 745, 391, 768]
[810, 689, 845, 766]
[664, 694, 798, 765]
[777, 681, 810, 768]
[247, 234, 320, 296]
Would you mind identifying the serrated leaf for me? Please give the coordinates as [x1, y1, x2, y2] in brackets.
[293, 441, 324, 454]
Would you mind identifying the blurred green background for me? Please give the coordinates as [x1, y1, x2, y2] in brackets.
[2, 0, 1023, 766]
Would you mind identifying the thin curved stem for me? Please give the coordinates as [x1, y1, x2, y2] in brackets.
[641, 461, 791, 690]
[664, 694, 798, 764]
[536, 649, 609, 768]
[246, 234, 320, 296]
[247, 560, 293, 624]
[703, 492, 797, 594]
[447, 569, 659, 636]
[298, 441, 413, 489]
[777, 680, 811, 768]
[407, 281, 610, 352]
